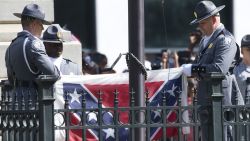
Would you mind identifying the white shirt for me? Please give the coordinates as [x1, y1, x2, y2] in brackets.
[49, 56, 63, 75]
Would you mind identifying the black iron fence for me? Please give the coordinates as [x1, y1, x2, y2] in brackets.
[0, 75, 58, 141]
[1, 73, 250, 141]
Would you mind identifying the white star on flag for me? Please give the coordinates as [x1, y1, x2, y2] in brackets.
[87, 112, 97, 121]
[103, 128, 115, 139]
[167, 84, 177, 97]
[153, 103, 161, 119]
[69, 89, 81, 103]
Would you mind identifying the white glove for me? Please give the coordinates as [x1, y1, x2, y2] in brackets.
[181, 64, 192, 76]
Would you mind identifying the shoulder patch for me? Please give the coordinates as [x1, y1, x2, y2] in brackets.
[224, 38, 232, 45]
[32, 40, 44, 50]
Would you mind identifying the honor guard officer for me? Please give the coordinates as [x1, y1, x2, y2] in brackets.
[5, 4, 60, 107]
[181, 1, 240, 141]
[43, 25, 82, 141]
[234, 35, 250, 100]
[42, 25, 82, 75]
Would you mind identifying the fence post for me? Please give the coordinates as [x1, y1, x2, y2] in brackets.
[0, 80, 12, 141]
[206, 72, 224, 141]
[35, 75, 58, 141]
[245, 78, 250, 104]
[245, 77, 250, 141]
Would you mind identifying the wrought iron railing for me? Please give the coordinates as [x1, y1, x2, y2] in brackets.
[54, 88, 200, 141]
[0, 75, 58, 141]
[1, 73, 250, 141]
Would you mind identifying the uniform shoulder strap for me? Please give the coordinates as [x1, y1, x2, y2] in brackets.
[23, 37, 39, 75]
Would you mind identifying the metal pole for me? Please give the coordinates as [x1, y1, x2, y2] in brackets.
[36, 75, 58, 141]
[128, 0, 145, 141]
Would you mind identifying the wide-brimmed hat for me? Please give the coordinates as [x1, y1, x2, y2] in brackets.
[190, 1, 225, 25]
[42, 25, 64, 43]
[241, 35, 250, 48]
[13, 3, 51, 25]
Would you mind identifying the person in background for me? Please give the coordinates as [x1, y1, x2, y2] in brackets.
[43, 25, 83, 141]
[234, 34, 250, 100]
[178, 28, 203, 102]
[181, 1, 240, 141]
[82, 52, 97, 74]
[151, 49, 179, 70]
[82, 52, 116, 74]
[42, 25, 82, 75]
[144, 57, 152, 71]
[178, 28, 203, 66]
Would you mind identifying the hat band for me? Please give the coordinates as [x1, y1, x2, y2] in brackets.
[197, 8, 216, 20]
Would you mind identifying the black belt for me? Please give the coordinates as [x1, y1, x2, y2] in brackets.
[16, 80, 37, 88]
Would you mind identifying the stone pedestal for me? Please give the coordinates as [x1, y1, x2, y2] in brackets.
[0, 0, 54, 23]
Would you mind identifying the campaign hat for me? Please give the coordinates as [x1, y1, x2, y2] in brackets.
[190, 1, 225, 25]
[13, 3, 51, 25]
[42, 25, 64, 43]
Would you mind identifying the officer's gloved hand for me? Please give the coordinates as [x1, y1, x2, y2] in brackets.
[181, 64, 192, 76]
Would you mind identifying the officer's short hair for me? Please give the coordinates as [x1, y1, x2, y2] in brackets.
[21, 15, 36, 27]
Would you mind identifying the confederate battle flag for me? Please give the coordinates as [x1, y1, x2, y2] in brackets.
[53, 68, 189, 141]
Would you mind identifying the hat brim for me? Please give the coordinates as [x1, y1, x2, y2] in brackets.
[13, 13, 51, 25]
[42, 40, 63, 43]
[190, 5, 225, 25]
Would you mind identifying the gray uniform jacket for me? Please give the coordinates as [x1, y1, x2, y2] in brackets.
[194, 24, 240, 105]
[5, 30, 60, 85]
[233, 61, 250, 100]
[60, 58, 82, 75]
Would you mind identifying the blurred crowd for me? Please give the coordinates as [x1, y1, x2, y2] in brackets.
[81, 28, 203, 100]
[82, 28, 203, 74]
[82, 51, 115, 74]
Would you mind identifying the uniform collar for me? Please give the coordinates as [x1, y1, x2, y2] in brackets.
[17, 30, 34, 38]
[203, 23, 224, 47]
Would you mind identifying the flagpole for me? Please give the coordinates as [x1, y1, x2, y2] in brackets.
[128, 0, 145, 141]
